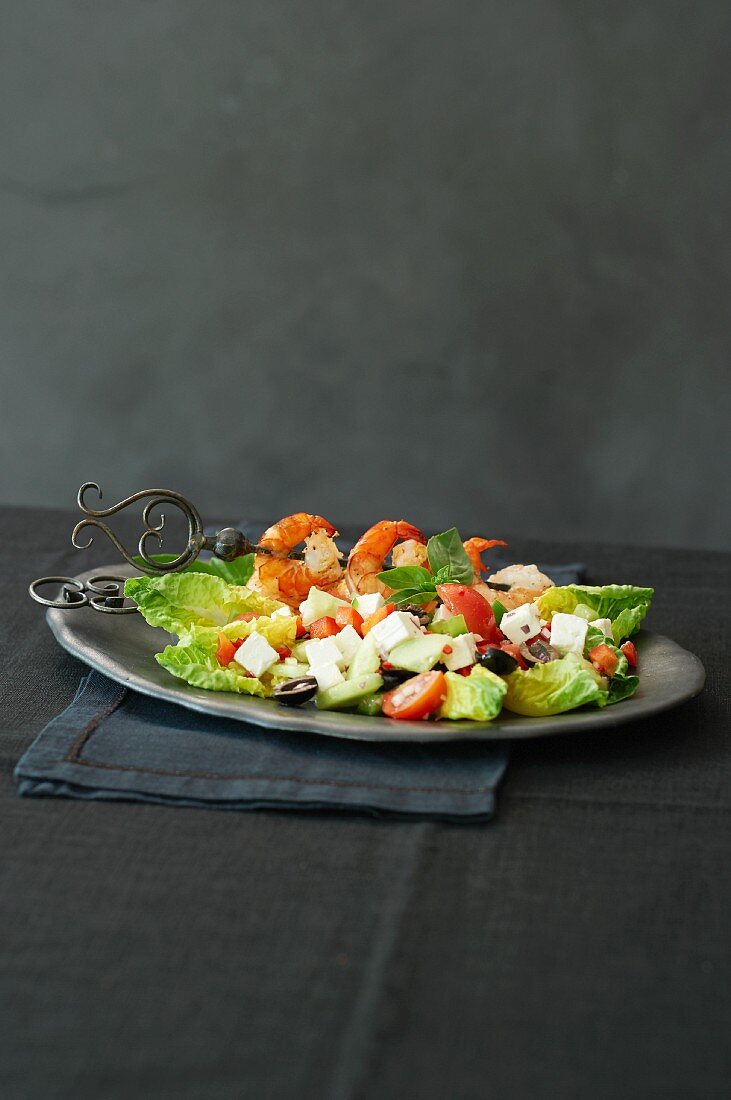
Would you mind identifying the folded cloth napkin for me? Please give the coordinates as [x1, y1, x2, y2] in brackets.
[15, 672, 512, 821]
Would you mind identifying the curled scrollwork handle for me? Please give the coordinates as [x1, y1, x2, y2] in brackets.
[71, 483, 210, 574]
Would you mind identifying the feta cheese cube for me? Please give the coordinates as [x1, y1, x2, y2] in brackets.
[550, 613, 589, 655]
[352, 592, 385, 619]
[442, 633, 478, 671]
[369, 611, 422, 655]
[334, 624, 362, 667]
[312, 661, 344, 691]
[304, 637, 346, 670]
[234, 632, 279, 678]
[500, 603, 541, 646]
[590, 618, 613, 638]
[271, 605, 293, 619]
[430, 604, 451, 624]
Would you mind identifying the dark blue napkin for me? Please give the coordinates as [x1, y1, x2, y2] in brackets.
[15, 671, 511, 821]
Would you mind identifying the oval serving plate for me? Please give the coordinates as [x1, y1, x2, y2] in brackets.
[46, 565, 705, 743]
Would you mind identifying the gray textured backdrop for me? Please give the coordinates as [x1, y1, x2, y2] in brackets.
[1, 2, 729, 550]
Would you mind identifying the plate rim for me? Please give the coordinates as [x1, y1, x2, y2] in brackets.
[45, 565, 706, 744]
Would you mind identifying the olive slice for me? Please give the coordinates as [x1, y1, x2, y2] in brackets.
[476, 647, 518, 675]
[273, 676, 319, 707]
[380, 667, 413, 690]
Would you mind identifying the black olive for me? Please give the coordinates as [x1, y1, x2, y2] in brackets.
[477, 647, 518, 675]
[526, 640, 558, 664]
[380, 667, 412, 690]
[273, 676, 319, 707]
[399, 604, 431, 626]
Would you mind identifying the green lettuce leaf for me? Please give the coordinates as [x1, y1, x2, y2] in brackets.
[216, 614, 297, 650]
[155, 628, 270, 696]
[502, 653, 608, 716]
[606, 673, 640, 706]
[131, 552, 254, 586]
[125, 572, 283, 633]
[439, 666, 507, 721]
[536, 584, 653, 644]
[584, 627, 629, 677]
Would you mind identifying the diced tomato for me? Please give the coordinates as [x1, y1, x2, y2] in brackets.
[457, 667, 472, 676]
[276, 646, 292, 660]
[294, 615, 307, 638]
[309, 616, 339, 639]
[233, 611, 259, 623]
[620, 640, 638, 667]
[435, 584, 501, 643]
[499, 641, 528, 670]
[215, 632, 237, 666]
[382, 670, 447, 721]
[362, 602, 395, 636]
[589, 643, 620, 678]
[335, 606, 364, 636]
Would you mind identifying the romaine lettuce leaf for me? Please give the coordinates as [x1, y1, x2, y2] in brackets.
[125, 572, 282, 633]
[131, 552, 254, 586]
[439, 666, 506, 721]
[502, 653, 608, 716]
[155, 629, 270, 696]
[584, 627, 629, 677]
[536, 584, 653, 644]
[606, 673, 640, 706]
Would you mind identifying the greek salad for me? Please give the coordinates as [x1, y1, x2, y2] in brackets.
[125, 520, 653, 723]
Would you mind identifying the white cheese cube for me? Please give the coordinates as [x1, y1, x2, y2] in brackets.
[271, 605, 293, 619]
[312, 661, 344, 691]
[304, 637, 347, 670]
[430, 604, 451, 624]
[334, 624, 362, 667]
[590, 618, 613, 638]
[442, 633, 478, 671]
[234, 632, 279, 678]
[550, 613, 589, 655]
[351, 591, 386, 619]
[500, 603, 542, 646]
[369, 611, 422, 655]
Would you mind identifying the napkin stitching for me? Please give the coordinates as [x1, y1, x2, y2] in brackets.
[62, 690, 502, 795]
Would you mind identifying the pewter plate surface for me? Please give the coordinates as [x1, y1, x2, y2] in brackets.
[46, 565, 705, 743]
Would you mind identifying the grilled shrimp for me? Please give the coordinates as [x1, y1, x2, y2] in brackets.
[463, 537, 508, 583]
[253, 513, 344, 607]
[346, 520, 426, 596]
[478, 563, 554, 610]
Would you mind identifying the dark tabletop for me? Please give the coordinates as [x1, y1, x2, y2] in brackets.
[2, 507, 729, 1100]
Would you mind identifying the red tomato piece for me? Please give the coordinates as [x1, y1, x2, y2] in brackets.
[294, 616, 307, 638]
[499, 642, 528, 670]
[276, 646, 292, 659]
[588, 643, 620, 678]
[309, 616, 339, 639]
[335, 606, 364, 636]
[382, 671, 447, 721]
[435, 583, 501, 643]
[620, 640, 638, 667]
[362, 603, 395, 636]
[215, 632, 237, 666]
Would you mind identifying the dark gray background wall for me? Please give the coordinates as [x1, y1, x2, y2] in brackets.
[1, 2, 729, 550]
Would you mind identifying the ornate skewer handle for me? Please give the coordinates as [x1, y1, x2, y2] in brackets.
[69, 483, 300, 575]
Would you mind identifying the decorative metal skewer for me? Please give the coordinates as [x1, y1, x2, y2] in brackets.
[71, 482, 305, 573]
[29, 483, 511, 613]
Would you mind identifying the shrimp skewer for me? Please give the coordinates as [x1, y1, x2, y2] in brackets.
[463, 536, 508, 584]
[346, 520, 426, 596]
[253, 513, 344, 607]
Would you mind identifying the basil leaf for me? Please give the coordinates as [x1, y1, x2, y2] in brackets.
[376, 566, 433, 590]
[426, 528, 474, 585]
[132, 552, 254, 586]
[389, 588, 437, 606]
